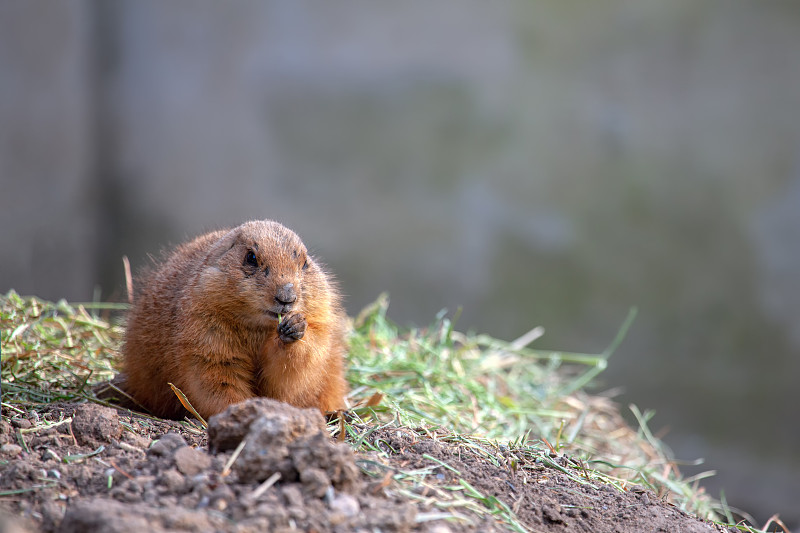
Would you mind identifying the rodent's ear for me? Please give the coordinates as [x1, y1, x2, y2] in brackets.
[204, 228, 242, 266]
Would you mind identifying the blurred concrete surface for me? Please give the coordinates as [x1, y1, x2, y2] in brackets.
[1, 1, 799, 526]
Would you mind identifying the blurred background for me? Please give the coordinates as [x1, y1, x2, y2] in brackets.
[1, 1, 799, 526]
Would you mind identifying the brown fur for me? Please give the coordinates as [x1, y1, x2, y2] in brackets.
[122, 220, 348, 420]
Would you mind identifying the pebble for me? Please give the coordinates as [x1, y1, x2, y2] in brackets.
[0, 444, 23, 456]
[281, 485, 304, 508]
[11, 419, 32, 430]
[159, 469, 185, 491]
[328, 493, 360, 517]
[174, 446, 211, 476]
[117, 441, 146, 454]
[299, 467, 330, 498]
[147, 432, 187, 456]
[122, 431, 151, 450]
[208, 484, 235, 512]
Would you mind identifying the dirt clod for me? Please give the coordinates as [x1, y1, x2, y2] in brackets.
[11, 418, 32, 430]
[58, 498, 222, 533]
[71, 404, 121, 447]
[329, 492, 360, 517]
[147, 432, 187, 456]
[207, 397, 324, 452]
[173, 446, 211, 476]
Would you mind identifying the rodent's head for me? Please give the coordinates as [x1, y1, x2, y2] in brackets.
[195, 220, 327, 328]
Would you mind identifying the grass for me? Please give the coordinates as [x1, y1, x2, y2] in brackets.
[1, 291, 123, 409]
[0, 290, 777, 532]
[340, 294, 772, 530]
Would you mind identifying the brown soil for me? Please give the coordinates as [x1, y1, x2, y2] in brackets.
[0, 399, 733, 533]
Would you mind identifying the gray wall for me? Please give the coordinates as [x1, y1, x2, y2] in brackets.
[2, 1, 799, 525]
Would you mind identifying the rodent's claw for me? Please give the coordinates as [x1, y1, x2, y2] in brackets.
[278, 313, 307, 343]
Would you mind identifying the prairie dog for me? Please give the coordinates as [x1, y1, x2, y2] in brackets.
[122, 220, 347, 420]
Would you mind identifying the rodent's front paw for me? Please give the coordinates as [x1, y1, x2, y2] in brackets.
[278, 313, 307, 343]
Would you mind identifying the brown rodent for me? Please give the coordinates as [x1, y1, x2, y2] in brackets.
[122, 220, 348, 420]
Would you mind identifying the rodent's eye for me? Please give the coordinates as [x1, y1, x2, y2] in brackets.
[302, 259, 309, 271]
[244, 250, 258, 268]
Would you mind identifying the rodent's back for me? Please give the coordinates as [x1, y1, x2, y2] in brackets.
[122, 221, 347, 419]
[123, 230, 227, 418]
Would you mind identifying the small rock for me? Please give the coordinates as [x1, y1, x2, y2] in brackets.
[0, 444, 22, 456]
[159, 468, 185, 491]
[328, 493, 360, 517]
[208, 484, 235, 512]
[72, 404, 122, 447]
[281, 484, 304, 508]
[11, 419, 32, 430]
[147, 432, 187, 457]
[121, 431, 151, 450]
[542, 503, 565, 524]
[174, 446, 211, 476]
[188, 472, 213, 495]
[43, 448, 62, 462]
[300, 467, 330, 498]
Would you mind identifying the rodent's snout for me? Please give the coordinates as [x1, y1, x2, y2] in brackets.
[275, 283, 297, 309]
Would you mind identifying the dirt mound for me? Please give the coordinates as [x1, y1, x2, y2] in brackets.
[0, 399, 732, 532]
[12, 399, 417, 532]
[368, 427, 727, 533]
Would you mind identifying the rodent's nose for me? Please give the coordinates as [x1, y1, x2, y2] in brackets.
[275, 283, 297, 306]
